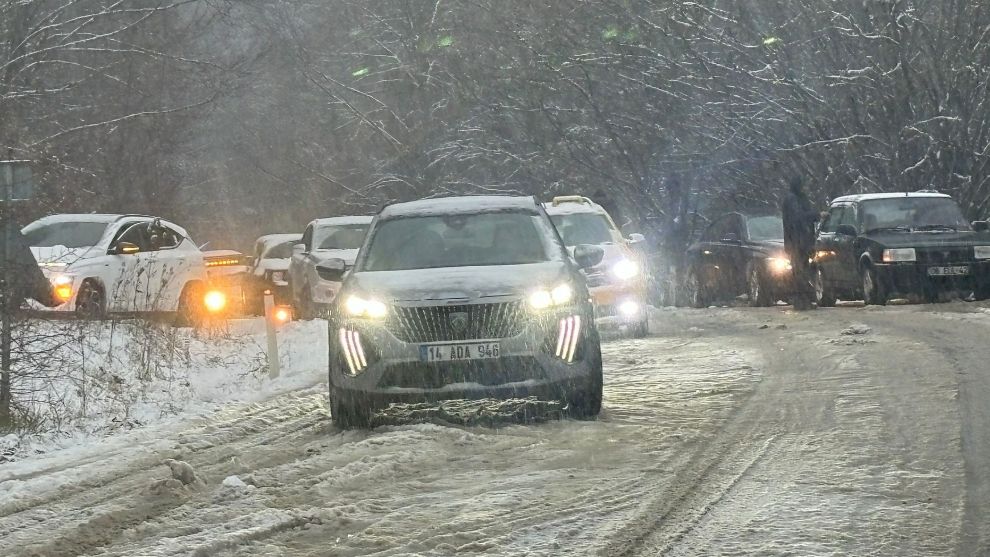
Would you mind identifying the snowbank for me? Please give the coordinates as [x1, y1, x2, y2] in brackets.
[3, 317, 328, 462]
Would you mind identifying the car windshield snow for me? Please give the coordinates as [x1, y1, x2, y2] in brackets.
[550, 213, 617, 246]
[22, 221, 109, 248]
[314, 224, 369, 250]
[747, 216, 784, 241]
[263, 240, 297, 259]
[860, 197, 971, 232]
[361, 211, 551, 271]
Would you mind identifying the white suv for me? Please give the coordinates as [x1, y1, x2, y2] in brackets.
[23, 214, 209, 320]
[289, 216, 373, 318]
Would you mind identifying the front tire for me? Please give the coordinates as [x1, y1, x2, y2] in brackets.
[568, 334, 603, 418]
[75, 281, 106, 319]
[329, 385, 372, 429]
[174, 281, 206, 327]
[815, 268, 837, 307]
[862, 265, 887, 306]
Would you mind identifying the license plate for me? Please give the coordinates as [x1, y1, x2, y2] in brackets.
[927, 265, 969, 276]
[420, 341, 500, 362]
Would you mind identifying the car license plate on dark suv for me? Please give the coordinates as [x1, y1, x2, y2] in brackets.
[420, 342, 500, 362]
[927, 265, 969, 276]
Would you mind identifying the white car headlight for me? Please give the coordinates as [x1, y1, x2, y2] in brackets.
[612, 259, 640, 280]
[975, 246, 990, 260]
[766, 257, 792, 275]
[529, 283, 575, 310]
[882, 248, 917, 263]
[344, 295, 388, 318]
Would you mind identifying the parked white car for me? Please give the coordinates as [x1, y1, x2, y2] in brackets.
[289, 216, 372, 318]
[22, 214, 209, 320]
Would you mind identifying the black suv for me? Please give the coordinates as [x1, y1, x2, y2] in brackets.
[814, 192, 990, 305]
[684, 212, 794, 307]
[322, 195, 606, 428]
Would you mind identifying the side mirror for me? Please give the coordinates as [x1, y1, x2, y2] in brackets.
[836, 224, 858, 237]
[573, 244, 605, 269]
[293, 243, 306, 253]
[627, 233, 646, 244]
[111, 241, 140, 255]
[721, 233, 741, 244]
[315, 258, 348, 282]
[972, 221, 989, 232]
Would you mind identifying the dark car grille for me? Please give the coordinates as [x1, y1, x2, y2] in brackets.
[386, 301, 529, 343]
[378, 357, 545, 389]
[915, 247, 973, 264]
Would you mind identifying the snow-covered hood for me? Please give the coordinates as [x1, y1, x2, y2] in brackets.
[253, 258, 290, 276]
[347, 262, 570, 302]
[30, 245, 99, 267]
[312, 248, 360, 265]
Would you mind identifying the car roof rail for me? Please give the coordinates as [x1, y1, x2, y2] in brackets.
[551, 195, 594, 206]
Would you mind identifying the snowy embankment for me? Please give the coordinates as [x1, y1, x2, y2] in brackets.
[1, 318, 327, 462]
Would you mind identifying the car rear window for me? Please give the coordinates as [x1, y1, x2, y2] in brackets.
[362, 211, 552, 271]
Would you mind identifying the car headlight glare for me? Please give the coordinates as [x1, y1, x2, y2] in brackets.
[975, 246, 990, 260]
[345, 295, 388, 318]
[612, 259, 640, 280]
[767, 257, 792, 275]
[882, 248, 917, 263]
[529, 283, 575, 310]
[49, 274, 75, 302]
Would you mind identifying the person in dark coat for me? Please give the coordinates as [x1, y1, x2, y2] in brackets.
[781, 176, 819, 310]
[0, 220, 55, 310]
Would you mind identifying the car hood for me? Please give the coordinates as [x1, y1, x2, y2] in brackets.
[865, 230, 990, 248]
[313, 248, 360, 265]
[347, 262, 571, 302]
[253, 258, 290, 276]
[30, 246, 98, 267]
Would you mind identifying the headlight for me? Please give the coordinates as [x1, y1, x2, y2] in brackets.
[975, 246, 990, 260]
[882, 248, 916, 263]
[529, 283, 574, 310]
[50, 274, 75, 302]
[344, 295, 388, 318]
[612, 259, 640, 280]
[767, 257, 792, 275]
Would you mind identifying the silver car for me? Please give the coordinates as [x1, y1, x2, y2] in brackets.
[325, 196, 605, 427]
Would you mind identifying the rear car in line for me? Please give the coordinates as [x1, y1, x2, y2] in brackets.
[326, 196, 605, 428]
[544, 195, 650, 337]
[245, 233, 301, 314]
[814, 192, 990, 305]
[683, 212, 794, 307]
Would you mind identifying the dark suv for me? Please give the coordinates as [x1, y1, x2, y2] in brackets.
[323, 196, 606, 427]
[814, 192, 990, 305]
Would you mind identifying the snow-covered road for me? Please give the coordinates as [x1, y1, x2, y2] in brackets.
[3, 303, 990, 556]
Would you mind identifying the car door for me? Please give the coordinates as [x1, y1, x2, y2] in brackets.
[831, 204, 862, 287]
[715, 213, 748, 294]
[144, 222, 191, 311]
[289, 224, 314, 298]
[106, 221, 151, 311]
[697, 216, 732, 296]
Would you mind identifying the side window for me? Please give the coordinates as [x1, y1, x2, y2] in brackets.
[152, 225, 183, 250]
[820, 207, 844, 233]
[704, 217, 728, 242]
[115, 222, 150, 251]
[301, 226, 313, 252]
[837, 205, 857, 229]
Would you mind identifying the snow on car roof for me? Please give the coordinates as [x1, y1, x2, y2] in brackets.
[27, 213, 143, 226]
[832, 192, 952, 203]
[311, 215, 374, 227]
[257, 233, 302, 245]
[380, 196, 539, 219]
[542, 201, 607, 216]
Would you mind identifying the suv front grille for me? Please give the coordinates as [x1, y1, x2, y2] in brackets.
[386, 301, 528, 343]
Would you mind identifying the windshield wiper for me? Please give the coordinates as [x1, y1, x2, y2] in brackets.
[914, 224, 958, 232]
[864, 225, 911, 234]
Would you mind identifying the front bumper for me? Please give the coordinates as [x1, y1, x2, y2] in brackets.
[875, 261, 990, 295]
[590, 282, 648, 325]
[330, 306, 599, 407]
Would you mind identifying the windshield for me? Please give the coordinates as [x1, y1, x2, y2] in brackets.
[22, 221, 108, 248]
[362, 212, 551, 271]
[747, 216, 784, 241]
[314, 224, 369, 250]
[262, 240, 297, 259]
[860, 198, 971, 232]
[550, 213, 617, 246]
